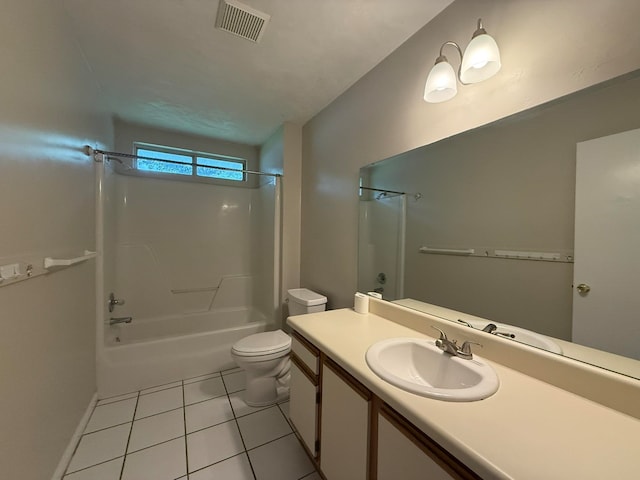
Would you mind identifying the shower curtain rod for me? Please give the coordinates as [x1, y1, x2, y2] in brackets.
[84, 146, 282, 178]
[360, 186, 422, 201]
[360, 186, 406, 195]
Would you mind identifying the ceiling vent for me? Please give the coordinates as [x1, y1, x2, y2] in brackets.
[215, 0, 271, 43]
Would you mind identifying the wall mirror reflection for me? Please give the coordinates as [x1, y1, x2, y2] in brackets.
[358, 69, 640, 379]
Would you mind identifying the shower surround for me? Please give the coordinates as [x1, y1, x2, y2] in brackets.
[97, 162, 280, 396]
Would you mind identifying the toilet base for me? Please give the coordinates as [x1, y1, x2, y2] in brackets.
[234, 355, 291, 407]
[244, 385, 290, 407]
[243, 376, 290, 407]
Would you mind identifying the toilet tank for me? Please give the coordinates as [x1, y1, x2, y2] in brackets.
[288, 288, 327, 316]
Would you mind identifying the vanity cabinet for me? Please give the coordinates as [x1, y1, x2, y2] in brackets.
[289, 332, 320, 458]
[374, 402, 481, 480]
[289, 328, 480, 480]
[320, 356, 371, 480]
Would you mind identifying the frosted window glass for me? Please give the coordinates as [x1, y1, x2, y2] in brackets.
[196, 157, 244, 181]
[136, 149, 192, 175]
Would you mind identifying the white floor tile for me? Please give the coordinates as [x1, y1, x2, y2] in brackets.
[97, 392, 137, 406]
[222, 371, 246, 393]
[189, 453, 254, 480]
[79, 371, 318, 480]
[135, 386, 183, 419]
[187, 420, 245, 472]
[184, 372, 221, 385]
[67, 424, 131, 473]
[228, 392, 271, 418]
[128, 408, 185, 453]
[121, 437, 186, 480]
[184, 377, 226, 405]
[237, 406, 292, 450]
[140, 380, 182, 395]
[85, 398, 137, 433]
[63, 457, 123, 480]
[185, 395, 234, 433]
[249, 434, 315, 480]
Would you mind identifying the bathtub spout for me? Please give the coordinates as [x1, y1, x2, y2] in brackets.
[109, 316, 132, 326]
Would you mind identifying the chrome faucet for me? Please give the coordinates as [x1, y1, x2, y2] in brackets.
[431, 326, 481, 360]
[109, 316, 132, 326]
[457, 320, 516, 339]
[482, 323, 498, 333]
[457, 319, 498, 334]
[480, 323, 515, 338]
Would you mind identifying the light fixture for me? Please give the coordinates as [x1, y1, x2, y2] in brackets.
[424, 19, 501, 103]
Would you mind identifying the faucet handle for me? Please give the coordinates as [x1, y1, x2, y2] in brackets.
[494, 331, 516, 339]
[460, 341, 482, 355]
[430, 326, 448, 341]
[108, 292, 126, 313]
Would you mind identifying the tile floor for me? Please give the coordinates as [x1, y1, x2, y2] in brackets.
[63, 368, 321, 480]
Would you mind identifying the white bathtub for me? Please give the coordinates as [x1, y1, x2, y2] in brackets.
[98, 308, 274, 397]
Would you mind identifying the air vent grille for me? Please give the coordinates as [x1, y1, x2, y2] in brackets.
[216, 0, 270, 43]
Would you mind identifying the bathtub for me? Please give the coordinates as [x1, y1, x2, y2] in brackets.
[98, 308, 274, 397]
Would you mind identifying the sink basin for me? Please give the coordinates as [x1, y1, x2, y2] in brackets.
[454, 318, 563, 354]
[365, 337, 499, 402]
[488, 324, 563, 354]
[458, 320, 563, 354]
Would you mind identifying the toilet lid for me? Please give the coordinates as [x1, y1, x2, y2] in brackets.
[232, 330, 291, 356]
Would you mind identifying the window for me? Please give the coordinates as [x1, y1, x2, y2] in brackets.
[196, 157, 244, 181]
[134, 144, 246, 182]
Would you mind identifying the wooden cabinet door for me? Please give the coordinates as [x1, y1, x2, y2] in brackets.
[320, 358, 371, 480]
[377, 413, 455, 480]
[289, 359, 318, 457]
[375, 404, 481, 480]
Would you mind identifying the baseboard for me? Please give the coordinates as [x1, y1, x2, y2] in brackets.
[51, 392, 98, 480]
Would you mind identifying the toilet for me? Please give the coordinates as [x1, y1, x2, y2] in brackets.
[287, 288, 328, 316]
[231, 288, 327, 406]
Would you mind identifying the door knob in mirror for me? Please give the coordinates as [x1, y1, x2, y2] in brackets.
[576, 283, 591, 294]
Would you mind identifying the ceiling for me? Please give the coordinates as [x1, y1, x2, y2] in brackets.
[62, 0, 452, 145]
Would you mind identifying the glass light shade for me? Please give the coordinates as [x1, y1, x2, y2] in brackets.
[460, 33, 501, 84]
[424, 60, 457, 103]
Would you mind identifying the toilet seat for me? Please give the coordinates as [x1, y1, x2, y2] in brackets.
[231, 330, 291, 358]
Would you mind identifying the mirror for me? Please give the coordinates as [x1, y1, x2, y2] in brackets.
[358, 70, 640, 379]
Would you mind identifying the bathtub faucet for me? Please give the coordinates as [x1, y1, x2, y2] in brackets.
[109, 316, 132, 326]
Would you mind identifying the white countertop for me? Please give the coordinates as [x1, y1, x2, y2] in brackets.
[287, 308, 640, 480]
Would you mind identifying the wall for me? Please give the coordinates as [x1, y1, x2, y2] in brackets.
[0, 2, 112, 479]
[301, 0, 640, 309]
[260, 123, 303, 323]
